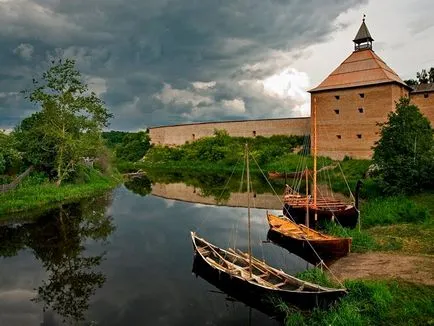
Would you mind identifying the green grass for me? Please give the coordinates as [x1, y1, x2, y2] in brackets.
[361, 196, 430, 228]
[295, 267, 340, 288]
[283, 269, 434, 326]
[322, 193, 434, 254]
[367, 221, 434, 255]
[325, 222, 403, 253]
[0, 170, 121, 217]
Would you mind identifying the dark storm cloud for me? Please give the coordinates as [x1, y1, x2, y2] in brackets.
[0, 0, 367, 130]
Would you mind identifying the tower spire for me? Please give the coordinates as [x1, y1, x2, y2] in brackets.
[353, 15, 374, 51]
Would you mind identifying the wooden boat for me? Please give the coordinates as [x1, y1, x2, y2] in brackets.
[281, 98, 359, 228]
[191, 232, 347, 309]
[190, 144, 347, 310]
[283, 196, 359, 228]
[267, 213, 352, 264]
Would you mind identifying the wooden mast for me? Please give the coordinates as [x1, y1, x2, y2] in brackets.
[313, 97, 318, 210]
[305, 167, 309, 228]
[245, 143, 252, 278]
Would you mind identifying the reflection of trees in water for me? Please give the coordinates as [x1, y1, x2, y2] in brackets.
[124, 175, 152, 196]
[144, 169, 288, 202]
[0, 195, 115, 324]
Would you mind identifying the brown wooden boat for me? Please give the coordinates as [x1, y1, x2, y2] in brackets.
[267, 213, 352, 263]
[191, 232, 347, 309]
[283, 193, 359, 228]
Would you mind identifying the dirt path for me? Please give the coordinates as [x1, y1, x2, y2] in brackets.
[329, 252, 434, 286]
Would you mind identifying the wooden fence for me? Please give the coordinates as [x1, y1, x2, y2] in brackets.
[0, 166, 34, 193]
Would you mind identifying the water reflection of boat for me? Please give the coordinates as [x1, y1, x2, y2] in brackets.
[192, 252, 285, 321]
[266, 213, 352, 265]
[190, 144, 347, 311]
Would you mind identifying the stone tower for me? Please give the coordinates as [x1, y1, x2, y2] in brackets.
[309, 17, 412, 159]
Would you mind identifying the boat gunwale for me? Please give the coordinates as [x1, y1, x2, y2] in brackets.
[267, 213, 352, 242]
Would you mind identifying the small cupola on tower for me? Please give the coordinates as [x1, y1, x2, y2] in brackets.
[353, 15, 374, 51]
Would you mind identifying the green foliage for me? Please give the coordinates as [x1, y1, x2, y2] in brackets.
[361, 196, 430, 227]
[22, 58, 113, 185]
[295, 268, 339, 288]
[102, 130, 129, 148]
[143, 132, 305, 170]
[19, 171, 49, 187]
[323, 222, 383, 253]
[416, 67, 434, 84]
[405, 67, 434, 86]
[0, 130, 22, 174]
[13, 112, 58, 177]
[115, 131, 150, 162]
[0, 169, 120, 216]
[373, 97, 434, 194]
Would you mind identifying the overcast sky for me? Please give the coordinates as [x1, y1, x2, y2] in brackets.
[0, 0, 433, 131]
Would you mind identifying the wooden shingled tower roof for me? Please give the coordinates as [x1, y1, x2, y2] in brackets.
[309, 50, 409, 92]
[310, 17, 410, 93]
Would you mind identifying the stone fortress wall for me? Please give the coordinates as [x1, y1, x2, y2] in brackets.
[149, 117, 310, 146]
[410, 92, 434, 123]
[312, 84, 410, 160]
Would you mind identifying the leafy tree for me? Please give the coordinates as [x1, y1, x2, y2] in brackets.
[0, 130, 21, 175]
[102, 130, 129, 148]
[115, 131, 150, 162]
[404, 79, 418, 87]
[372, 97, 434, 194]
[13, 112, 58, 177]
[404, 67, 434, 86]
[23, 58, 113, 185]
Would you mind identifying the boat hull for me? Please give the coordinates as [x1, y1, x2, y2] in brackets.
[266, 214, 351, 265]
[266, 229, 349, 266]
[283, 204, 359, 228]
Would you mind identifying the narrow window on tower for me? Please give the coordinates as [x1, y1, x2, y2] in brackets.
[334, 109, 340, 115]
[336, 135, 341, 139]
[358, 108, 364, 113]
[335, 95, 340, 100]
[357, 134, 362, 139]
[252, 130, 256, 137]
[424, 93, 429, 98]
[359, 93, 365, 98]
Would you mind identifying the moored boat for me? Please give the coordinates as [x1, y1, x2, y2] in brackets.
[191, 232, 347, 310]
[267, 213, 352, 264]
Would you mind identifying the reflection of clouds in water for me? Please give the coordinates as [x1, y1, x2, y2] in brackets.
[0, 187, 301, 325]
[88, 188, 288, 325]
[0, 255, 46, 325]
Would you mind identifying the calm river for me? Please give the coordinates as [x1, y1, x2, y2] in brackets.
[0, 172, 312, 325]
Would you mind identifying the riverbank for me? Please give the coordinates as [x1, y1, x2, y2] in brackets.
[283, 273, 434, 326]
[0, 171, 121, 217]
